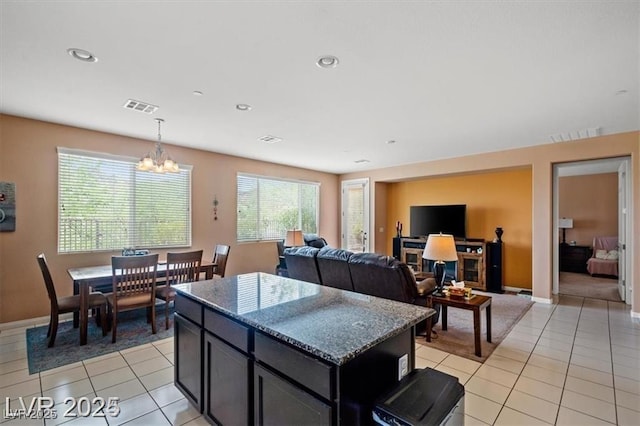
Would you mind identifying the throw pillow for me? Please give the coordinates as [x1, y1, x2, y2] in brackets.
[605, 250, 619, 260]
[595, 249, 608, 259]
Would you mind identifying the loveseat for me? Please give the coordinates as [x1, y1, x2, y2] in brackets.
[283, 246, 437, 309]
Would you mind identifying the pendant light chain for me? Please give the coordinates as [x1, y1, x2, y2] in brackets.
[136, 118, 179, 173]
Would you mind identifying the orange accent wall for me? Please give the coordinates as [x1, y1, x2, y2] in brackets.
[340, 131, 639, 311]
[559, 173, 618, 246]
[387, 169, 532, 289]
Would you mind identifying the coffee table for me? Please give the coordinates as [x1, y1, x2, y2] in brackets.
[426, 293, 492, 357]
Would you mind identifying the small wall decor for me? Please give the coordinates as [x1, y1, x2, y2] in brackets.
[0, 182, 16, 232]
[395, 221, 403, 237]
[213, 195, 219, 221]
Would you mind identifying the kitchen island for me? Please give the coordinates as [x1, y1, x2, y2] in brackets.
[173, 272, 435, 425]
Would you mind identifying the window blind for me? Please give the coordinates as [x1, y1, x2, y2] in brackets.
[58, 148, 192, 253]
[237, 173, 319, 242]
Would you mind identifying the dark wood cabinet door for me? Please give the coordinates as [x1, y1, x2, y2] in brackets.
[254, 364, 332, 426]
[174, 314, 203, 412]
[204, 333, 251, 426]
[559, 245, 592, 273]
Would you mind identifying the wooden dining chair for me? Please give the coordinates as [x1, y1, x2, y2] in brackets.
[107, 254, 158, 343]
[156, 250, 203, 330]
[37, 253, 107, 347]
[212, 244, 230, 278]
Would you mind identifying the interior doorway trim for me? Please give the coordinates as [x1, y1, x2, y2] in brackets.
[552, 156, 633, 306]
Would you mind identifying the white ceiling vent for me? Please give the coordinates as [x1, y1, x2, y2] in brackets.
[550, 127, 601, 143]
[258, 135, 282, 144]
[123, 99, 159, 114]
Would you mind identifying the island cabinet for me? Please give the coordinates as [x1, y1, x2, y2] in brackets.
[173, 273, 434, 426]
[203, 307, 252, 425]
[174, 295, 204, 412]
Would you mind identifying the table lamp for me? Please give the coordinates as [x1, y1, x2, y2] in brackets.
[285, 229, 304, 247]
[558, 218, 573, 245]
[422, 233, 458, 296]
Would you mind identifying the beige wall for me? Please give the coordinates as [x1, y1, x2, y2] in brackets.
[1, 113, 638, 321]
[386, 168, 533, 289]
[559, 173, 618, 246]
[0, 115, 340, 323]
[341, 132, 640, 314]
[373, 182, 389, 254]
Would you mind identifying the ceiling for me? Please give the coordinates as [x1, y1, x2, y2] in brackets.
[1, 1, 638, 174]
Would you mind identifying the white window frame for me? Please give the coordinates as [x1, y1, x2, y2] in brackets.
[57, 147, 193, 253]
[236, 173, 320, 243]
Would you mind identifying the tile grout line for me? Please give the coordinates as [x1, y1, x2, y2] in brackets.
[488, 302, 560, 425]
[116, 346, 173, 426]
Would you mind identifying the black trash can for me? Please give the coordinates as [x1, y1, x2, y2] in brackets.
[373, 368, 465, 426]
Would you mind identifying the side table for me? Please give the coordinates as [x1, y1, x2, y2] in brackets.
[426, 293, 492, 357]
[559, 244, 592, 274]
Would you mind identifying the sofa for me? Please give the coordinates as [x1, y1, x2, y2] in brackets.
[303, 233, 328, 248]
[283, 246, 437, 310]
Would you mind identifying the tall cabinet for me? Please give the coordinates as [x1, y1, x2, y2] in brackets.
[485, 242, 504, 293]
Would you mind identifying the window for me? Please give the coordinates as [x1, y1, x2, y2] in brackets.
[237, 173, 319, 242]
[58, 148, 192, 253]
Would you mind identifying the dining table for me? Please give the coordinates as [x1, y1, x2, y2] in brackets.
[67, 260, 217, 345]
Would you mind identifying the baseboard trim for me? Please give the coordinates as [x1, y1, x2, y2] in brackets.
[531, 296, 553, 304]
[504, 286, 528, 293]
[631, 310, 640, 319]
[0, 313, 73, 332]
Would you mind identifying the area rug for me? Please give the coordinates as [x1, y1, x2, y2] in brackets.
[559, 272, 621, 302]
[26, 307, 174, 374]
[417, 291, 533, 362]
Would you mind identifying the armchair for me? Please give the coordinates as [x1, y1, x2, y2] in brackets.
[586, 236, 619, 277]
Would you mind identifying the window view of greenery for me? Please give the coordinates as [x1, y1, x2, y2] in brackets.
[237, 174, 319, 242]
[58, 150, 191, 253]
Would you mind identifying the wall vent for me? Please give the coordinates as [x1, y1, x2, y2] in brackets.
[258, 135, 283, 144]
[123, 99, 159, 114]
[550, 127, 600, 143]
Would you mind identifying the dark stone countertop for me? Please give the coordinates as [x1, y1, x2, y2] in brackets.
[174, 272, 434, 365]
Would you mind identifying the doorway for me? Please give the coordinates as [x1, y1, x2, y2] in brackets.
[341, 178, 370, 252]
[553, 157, 632, 304]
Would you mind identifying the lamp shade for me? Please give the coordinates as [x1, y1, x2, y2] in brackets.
[558, 218, 574, 229]
[285, 230, 304, 246]
[422, 234, 458, 261]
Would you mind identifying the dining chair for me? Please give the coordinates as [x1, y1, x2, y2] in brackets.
[156, 249, 203, 330]
[37, 253, 107, 347]
[212, 244, 230, 278]
[108, 254, 158, 343]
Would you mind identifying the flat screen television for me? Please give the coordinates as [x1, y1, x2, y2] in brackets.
[409, 204, 466, 239]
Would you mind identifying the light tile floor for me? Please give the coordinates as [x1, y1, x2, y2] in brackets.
[1, 294, 639, 425]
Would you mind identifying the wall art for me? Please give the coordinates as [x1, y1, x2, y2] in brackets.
[0, 182, 16, 232]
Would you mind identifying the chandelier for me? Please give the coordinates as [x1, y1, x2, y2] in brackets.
[136, 118, 179, 173]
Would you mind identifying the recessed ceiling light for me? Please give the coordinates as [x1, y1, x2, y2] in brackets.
[67, 48, 98, 63]
[386, 140, 397, 145]
[354, 159, 370, 164]
[615, 89, 628, 96]
[316, 55, 339, 68]
[193, 91, 203, 96]
[236, 104, 252, 111]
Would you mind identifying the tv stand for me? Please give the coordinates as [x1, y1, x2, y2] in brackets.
[393, 237, 503, 292]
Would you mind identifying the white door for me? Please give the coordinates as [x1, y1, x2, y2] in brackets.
[618, 161, 629, 302]
[341, 179, 370, 252]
